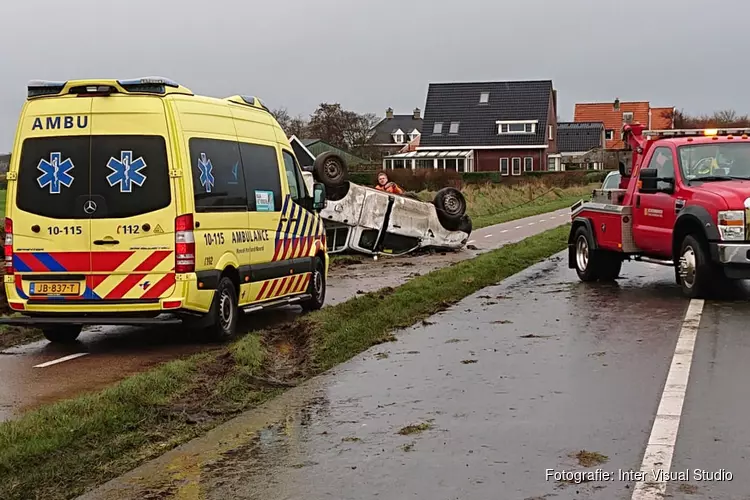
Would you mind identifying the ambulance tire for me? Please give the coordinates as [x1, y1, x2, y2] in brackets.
[314, 152, 348, 189]
[205, 277, 239, 341]
[42, 325, 82, 344]
[301, 257, 326, 312]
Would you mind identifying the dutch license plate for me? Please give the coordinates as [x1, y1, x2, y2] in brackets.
[29, 282, 81, 296]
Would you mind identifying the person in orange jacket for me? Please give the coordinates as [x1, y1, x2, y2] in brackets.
[375, 171, 404, 195]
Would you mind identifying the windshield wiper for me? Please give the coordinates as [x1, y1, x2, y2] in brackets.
[689, 175, 733, 184]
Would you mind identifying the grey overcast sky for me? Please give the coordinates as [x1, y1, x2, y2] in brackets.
[0, 0, 747, 152]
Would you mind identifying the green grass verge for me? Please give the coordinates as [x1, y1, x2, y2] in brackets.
[0, 224, 570, 500]
[471, 194, 585, 229]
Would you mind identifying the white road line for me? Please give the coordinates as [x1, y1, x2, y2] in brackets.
[501, 229, 508, 233]
[528, 222, 535, 226]
[631, 299, 704, 500]
[540, 219, 546, 222]
[34, 352, 89, 368]
[514, 226, 522, 229]
[484, 234, 493, 238]
[550, 216, 556, 219]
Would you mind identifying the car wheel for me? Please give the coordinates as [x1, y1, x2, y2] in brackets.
[42, 324, 82, 344]
[457, 215, 473, 235]
[314, 152, 348, 189]
[301, 257, 326, 312]
[205, 277, 239, 341]
[433, 187, 467, 231]
[678, 234, 714, 299]
[573, 226, 599, 281]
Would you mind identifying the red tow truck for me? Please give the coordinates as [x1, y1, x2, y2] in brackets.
[569, 124, 750, 298]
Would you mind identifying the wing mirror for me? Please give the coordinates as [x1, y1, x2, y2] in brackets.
[639, 168, 674, 194]
[313, 182, 327, 211]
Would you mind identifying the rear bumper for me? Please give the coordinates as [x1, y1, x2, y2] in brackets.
[709, 242, 750, 279]
[0, 314, 182, 327]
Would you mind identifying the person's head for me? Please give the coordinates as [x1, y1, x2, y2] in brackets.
[377, 172, 389, 186]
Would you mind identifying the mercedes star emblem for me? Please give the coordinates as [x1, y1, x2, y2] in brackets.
[83, 200, 98, 214]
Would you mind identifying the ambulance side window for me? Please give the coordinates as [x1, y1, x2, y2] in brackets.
[282, 151, 305, 202]
[189, 138, 247, 212]
[239, 142, 282, 212]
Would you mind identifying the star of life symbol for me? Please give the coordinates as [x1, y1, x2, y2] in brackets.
[106, 151, 147, 193]
[198, 153, 215, 193]
[37, 152, 75, 194]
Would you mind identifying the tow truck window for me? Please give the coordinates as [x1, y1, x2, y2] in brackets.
[679, 143, 750, 180]
[645, 147, 675, 190]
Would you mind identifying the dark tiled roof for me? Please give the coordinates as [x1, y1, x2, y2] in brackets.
[419, 80, 553, 148]
[557, 122, 604, 153]
[370, 115, 423, 144]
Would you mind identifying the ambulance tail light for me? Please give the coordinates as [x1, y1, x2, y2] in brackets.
[175, 214, 195, 273]
[4, 218, 13, 275]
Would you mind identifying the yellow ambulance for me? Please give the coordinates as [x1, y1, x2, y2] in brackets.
[1, 77, 329, 343]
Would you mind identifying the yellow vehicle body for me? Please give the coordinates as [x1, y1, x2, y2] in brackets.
[3, 78, 328, 327]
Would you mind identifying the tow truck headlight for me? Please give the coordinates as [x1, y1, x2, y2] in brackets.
[718, 210, 745, 241]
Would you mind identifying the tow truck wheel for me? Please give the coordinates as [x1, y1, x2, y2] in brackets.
[573, 226, 599, 281]
[598, 253, 622, 281]
[42, 325, 82, 344]
[678, 234, 712, 298]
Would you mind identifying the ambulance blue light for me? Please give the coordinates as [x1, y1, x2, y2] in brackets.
[117, 77, 180, 88]
[27, 80, 67, 98]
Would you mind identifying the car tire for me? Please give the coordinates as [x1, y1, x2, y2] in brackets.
[314, 152, 348, 189]
[678, 234, 714, 299]
[573, 226, 599, 281]
[433, 187, 467, 231]
[204, 277, 239, 341]
[42, 324, 82, 344]
[458, 214, 473, 235]
[301, 257, 326, 312]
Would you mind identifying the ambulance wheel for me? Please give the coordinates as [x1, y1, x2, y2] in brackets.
[314, 152, 348, 189]
[205, 277, 239, 341]
[574, 226, 599, 281]
[301, 257, 326, 312]
[42, 325, 82, 344]
[678, 234, 713, 299]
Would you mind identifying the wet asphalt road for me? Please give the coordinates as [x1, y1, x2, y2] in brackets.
[0, 208, 570, 421]
[81, 255, 750, 500]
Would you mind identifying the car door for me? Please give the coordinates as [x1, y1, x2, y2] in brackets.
[632, 146, 678, 257]
[240, 142, 287, 303]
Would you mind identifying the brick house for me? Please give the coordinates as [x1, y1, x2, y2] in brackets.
[383, 80, 558, 175]
[369, 108, 423, 157]
[574, 99, 674, 149]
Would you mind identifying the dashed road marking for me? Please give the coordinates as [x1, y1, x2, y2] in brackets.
[631, 299, 704, 500]
[484, 234, 492, 238]
[528, 222, 535, 226]
[34, 352, 89, 368]
[515, 226, 522, 229]
[550, 216, 556, 219]
[540, 219, 546, 222]
[501, 229, 508, 233]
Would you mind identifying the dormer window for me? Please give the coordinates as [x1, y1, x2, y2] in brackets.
[408, 129, 420, 141]
[433, 122, 443, 134]
[497, 120, 537, 134]
[449, 122, 460, 134]
[479, 92, 490, 104]
[392, 129, 405, 144]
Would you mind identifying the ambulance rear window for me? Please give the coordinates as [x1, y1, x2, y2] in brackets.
[16, 135, 171, 219]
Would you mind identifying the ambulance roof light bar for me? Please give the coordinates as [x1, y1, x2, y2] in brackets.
[643, 128, 750, 138]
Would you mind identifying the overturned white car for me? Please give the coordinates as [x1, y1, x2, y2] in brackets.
[302, 153, 472, 256]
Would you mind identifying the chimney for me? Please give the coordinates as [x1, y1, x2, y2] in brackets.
[613, 98, 620, 111]
[386, 107, 394, 119]
[413, 107, 421, 120]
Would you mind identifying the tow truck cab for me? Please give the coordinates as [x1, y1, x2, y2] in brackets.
[569, 124, 750, 298]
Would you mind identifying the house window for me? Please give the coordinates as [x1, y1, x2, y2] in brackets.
[449, 122, 460, 134]
[408, 130, 420, 141]
[623, 112, 634, 123]
[605, 129, 614, 141]
[512, 157, 521, 175]
[497, 121, 537, 134]
[549, 125, 554, 141]
[524, 157, 533, 172]
[546, 156, 555, 171]
[500, 158, 509, 176]
[393, 133, 404, 144]
[433, 122, 443, 134]
[479, 92, 490, 104]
